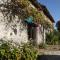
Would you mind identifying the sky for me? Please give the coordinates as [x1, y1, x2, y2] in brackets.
[38, 0, 60, 26]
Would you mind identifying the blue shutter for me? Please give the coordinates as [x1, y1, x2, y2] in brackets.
[25, 16, 33, 24]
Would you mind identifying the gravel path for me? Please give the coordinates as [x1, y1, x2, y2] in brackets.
[43, 51, 60, 55]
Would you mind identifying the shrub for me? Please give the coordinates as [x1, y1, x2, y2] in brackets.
[46, 32, 54, 44]
[46, 30, 60, 45]
[52, 35, 59, 45]
[21, 43, 38, 60]
[0, 40, 38, 60]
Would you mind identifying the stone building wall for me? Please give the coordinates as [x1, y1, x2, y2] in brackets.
[0, 0, 54, 45]
[0, 12, 28, 44]
[0, 0, 28, 44]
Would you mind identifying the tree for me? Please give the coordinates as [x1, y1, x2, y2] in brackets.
[56, 20, 60, 32]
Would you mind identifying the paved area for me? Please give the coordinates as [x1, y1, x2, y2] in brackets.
[39, 50, 60, 55]
[43, 51, 60, 55]
[37, 45, 60, 60]
[38, 45, 60, 55]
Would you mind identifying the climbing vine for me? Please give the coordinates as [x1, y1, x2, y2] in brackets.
[0, 0, 53, 30]
[17, 0, 30, 8]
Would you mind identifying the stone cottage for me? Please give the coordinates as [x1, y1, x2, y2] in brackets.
[0, 0, 54, 45]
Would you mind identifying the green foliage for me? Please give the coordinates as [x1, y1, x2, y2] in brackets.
[46, 30, 60, 45]
[4, 0, 52, 30]
[17, 0, 30, 8]
[26, 7, 52, 29]
[0, 40, 38, 60]
[52, 35, 59, 45]
[43, 21, 53, 29]
[21, 43, 38, 60]
[26, 7, 46, 25]
[0, 40, 20, 60]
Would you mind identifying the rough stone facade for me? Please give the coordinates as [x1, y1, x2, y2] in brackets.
[0, 12, 28, 44]
[0, 0, 54, 45]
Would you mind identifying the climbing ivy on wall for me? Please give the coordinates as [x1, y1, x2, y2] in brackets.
[17, 0, 30, 8]
[18, 0, 53, 29]
[0, 0, 53, 29]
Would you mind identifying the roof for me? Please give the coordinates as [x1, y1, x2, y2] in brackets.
[29, 0, 55, 23]
[41, 5, 55, 22]
[29, 0, 42, 9]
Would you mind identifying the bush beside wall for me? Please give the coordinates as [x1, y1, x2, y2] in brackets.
[0, 40, 38, 60]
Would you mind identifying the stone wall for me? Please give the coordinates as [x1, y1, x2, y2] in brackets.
[0, 12, 28, 44]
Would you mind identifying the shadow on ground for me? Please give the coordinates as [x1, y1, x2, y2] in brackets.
[37, 55, 60, 60]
